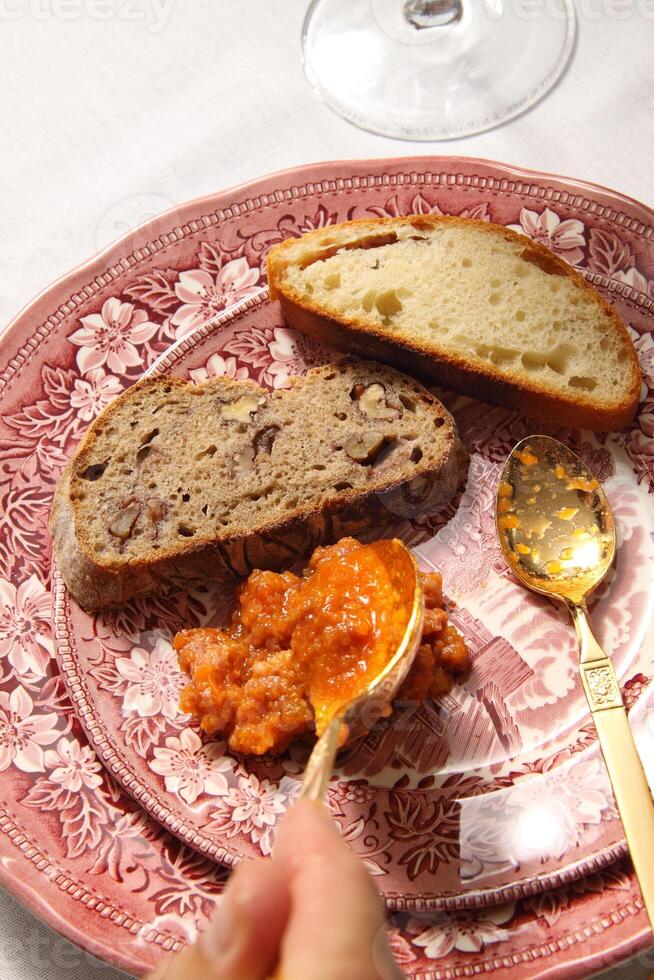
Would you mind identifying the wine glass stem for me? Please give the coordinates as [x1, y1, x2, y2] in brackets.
[403, 0, 463, 27]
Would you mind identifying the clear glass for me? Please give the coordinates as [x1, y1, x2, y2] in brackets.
[302, 0, 576, 140]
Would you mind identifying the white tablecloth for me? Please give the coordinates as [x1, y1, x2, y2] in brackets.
[1, 2, 653, 976]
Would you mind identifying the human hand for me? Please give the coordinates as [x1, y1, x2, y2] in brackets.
[149, 798, 404, 980]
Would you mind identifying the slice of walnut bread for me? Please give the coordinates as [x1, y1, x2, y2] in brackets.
[50, 360, 467, 610]
[267, 216, 641, 431]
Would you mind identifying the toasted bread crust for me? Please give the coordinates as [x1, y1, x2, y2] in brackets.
[267, 215, 641, 432]
[50, 367, 468, 610]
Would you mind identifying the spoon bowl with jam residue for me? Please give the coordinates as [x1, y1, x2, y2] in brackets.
[497, 435, 614, 604]
[300, 537, 424, 802]
[497, 435, 654, 931]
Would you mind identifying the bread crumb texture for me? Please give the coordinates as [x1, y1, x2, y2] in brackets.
[274, 218, 638, 412]
[67, 361, 458, 566]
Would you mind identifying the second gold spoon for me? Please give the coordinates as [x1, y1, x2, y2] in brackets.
[497, 435, 654, 929]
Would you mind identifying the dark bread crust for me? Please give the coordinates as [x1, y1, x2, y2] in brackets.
[267, 215, 641, 432]
[50, 366, 468, 611]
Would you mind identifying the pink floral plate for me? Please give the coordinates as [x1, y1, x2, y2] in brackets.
[49, 166, 654, 910]
[0, 158, 653, 969]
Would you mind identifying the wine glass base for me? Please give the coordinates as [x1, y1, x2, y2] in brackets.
[302, 0, 576, 141]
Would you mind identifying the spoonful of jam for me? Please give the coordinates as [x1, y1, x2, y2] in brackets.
[174, 537, 428, 797]
[297, 536, 424, 800]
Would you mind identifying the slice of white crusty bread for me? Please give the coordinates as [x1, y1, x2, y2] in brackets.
[267, 216, 641, 432]
[50, 360, 467, 611]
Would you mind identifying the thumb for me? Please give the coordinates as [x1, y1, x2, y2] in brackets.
[151, 857, 290, 980]
[274, 799, 404, 980]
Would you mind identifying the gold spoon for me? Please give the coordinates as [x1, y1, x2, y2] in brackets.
[300, 538, 425, 801]
[497, 435, 654, 928]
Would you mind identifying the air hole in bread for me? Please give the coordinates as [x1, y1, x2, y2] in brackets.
[462, 257, 472, 269]
[490, 278, 502, 288]
[197, 445, 217, 459]
[312, 464, 327, 471]
[522, 345, 574, 375]
[201, 504, 208, 515]
[521, 352, 544, 372]
[140, 428, 159, 446]
[182, 493, 191, 502]
[136, 444, 157, 465]
[334, 411, 347, 420]
[489, 347, 518, 366]
[399, 394, 417, 412]
[130, 421, 137, 430]
[375, 289, 403, 318]
[178, 525, 195, 537]
[410, 446, 423, 463]
[334, 481, 353, 492]
[568, 376, 597, 390]
[434, 418, 444, 428]
[253, 425, 280, 456]
[515, 310, 526, 322]
[81, 461, 109, 481]
[489, 292, 501, 306]
[248, 486, 275, 502]
[618, 349, 629, 362]
[548, 346, 575, 374]
[324, 272, 341, 290]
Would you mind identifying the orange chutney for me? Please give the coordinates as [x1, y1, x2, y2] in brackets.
[174, 537, 469, 755]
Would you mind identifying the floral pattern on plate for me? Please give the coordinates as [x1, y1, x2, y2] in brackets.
[1, 157, 654, 975]
[54, 229, 654, 906]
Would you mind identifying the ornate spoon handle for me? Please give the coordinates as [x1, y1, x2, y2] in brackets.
[572, 602, 654, 929]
